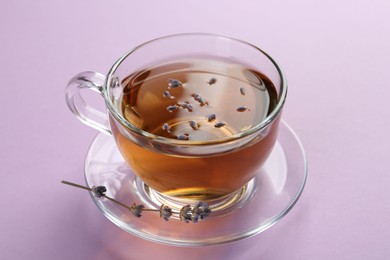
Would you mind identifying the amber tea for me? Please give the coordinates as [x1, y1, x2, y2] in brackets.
[109, 58, 280, 200]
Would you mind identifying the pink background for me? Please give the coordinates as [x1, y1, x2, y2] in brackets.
[1, 0, 389, 259]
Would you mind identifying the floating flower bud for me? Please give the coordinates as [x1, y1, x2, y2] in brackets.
[91, 186, 107, 198]
[236, 106, 250, 112]
[178, 102, 194, 112]
[208, 77, 217, 85]
[130, 203, 145, 218]
[162, 123, 171, 132]
[189, 120, 200, 130]
[177, 134, 189, 140]
[208, 114, 216, 122]
[168, 78, 182, 89]
[214, 122, 226, 128]
[167, 105, 178, 112]
[180, 205, 192, 223]
[185, 104, 194, 112]
[240, 87, 246, 95]
[159, 205, 173, 221]
[198, 97, 207, 106]
[163, 90, 175, 99]
[192, 93, 208, 106]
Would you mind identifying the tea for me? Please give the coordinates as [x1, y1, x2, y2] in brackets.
[111, 58, 279, 200]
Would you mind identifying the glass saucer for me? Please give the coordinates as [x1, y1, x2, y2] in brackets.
[84, 121, 307, 246]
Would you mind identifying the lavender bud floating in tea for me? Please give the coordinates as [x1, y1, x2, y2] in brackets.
[177, 134, 190, 140]
[61, 180, 211, 223]
[167, 105, 179, 112]
[207, 114, 216, 122]
[189, 120, 200, 130]
[236, 106, 250, 112]
[214, 122, 226, 128]
[168, 78, 182, 89]
[178, 102, 194, 112]
[162, 123, 171, 132]
[163, 90, 175, 99]
[208, 77, 217, 85]
[192, 93, 208, 106]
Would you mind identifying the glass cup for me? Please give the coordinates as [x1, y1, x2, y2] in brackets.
[65, 33, 287, 210]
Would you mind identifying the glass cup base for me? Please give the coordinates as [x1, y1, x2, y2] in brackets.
[138, 178, 256, 219]
[84, 120, 307, 246]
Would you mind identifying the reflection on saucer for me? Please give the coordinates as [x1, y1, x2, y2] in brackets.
[262, 142, 288, 194]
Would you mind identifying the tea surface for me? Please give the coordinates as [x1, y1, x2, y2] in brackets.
[121, 58, 277, 141]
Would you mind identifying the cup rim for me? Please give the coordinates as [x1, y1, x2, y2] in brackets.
[104, 33, 287, 145]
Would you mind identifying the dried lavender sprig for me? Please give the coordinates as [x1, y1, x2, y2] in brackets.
[61, 180, 211, 222]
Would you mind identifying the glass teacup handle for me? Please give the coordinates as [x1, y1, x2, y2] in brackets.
[65, 71, 112, 135]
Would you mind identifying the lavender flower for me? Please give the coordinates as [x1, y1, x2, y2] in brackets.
[236, 106, 250, 112]
[167, 105, 179, 112]
[91, 186, 107, 198]
[130, 203, 145, 218]
[163, 90, 175, 99]
[178, 102, 194, 112]
[168, 78, 182, 89]
[208, 114, 216, 122]
[160, 205, 173, 221]
[162, 123, 171, 132]
[180, 205, 192, 223]
[192, 202, 211, 223]
[208, 77, 217, 85]
[192, 94, 208, 106]
[189, 120, 200, 130]
[177, 134, 189, 140]
[214, 122, 226, 128]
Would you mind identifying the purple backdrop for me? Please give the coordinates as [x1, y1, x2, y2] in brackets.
[1, 0, 389, 259]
